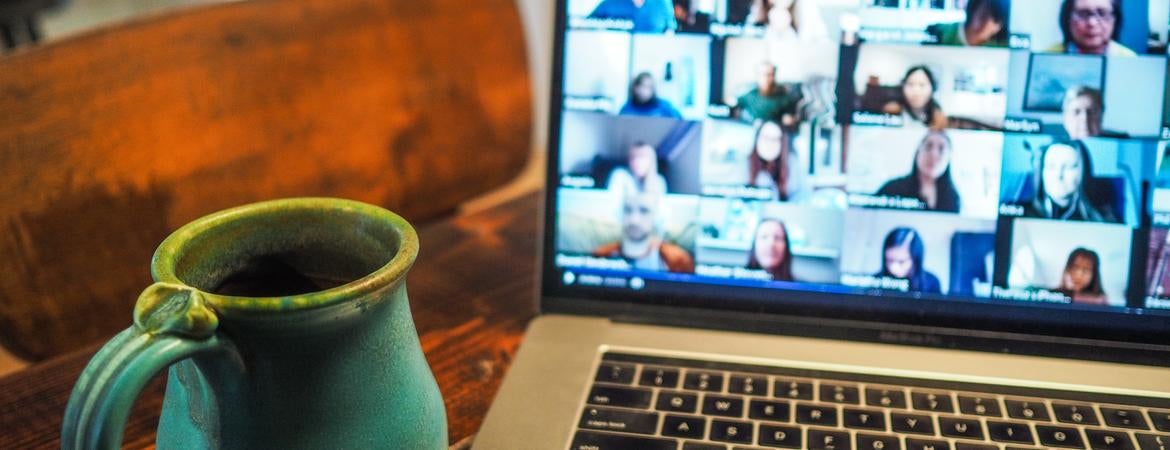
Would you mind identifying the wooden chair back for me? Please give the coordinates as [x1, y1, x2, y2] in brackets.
[0, 0, 531, 361]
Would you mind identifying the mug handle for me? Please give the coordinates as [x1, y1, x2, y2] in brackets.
[61, 282, 233, 450]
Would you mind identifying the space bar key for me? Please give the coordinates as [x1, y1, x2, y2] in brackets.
[570, 430, 679, 450]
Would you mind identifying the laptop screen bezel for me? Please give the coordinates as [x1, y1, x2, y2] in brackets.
[538, 0, 1170, 365]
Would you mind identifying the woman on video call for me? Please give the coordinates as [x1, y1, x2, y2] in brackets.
[748, 120, 806, 202]
[607, 142, 668, 197]
[1055, 247, 1108, 305]
[1047, 0, 1136, 57]
[877, 227, 942, 294]
[926, 0, 1010, 47]
[747, 218, 795, 282]
[876, 130, 961, 213]
[882, 66, 948, 130]
[1022, 141, 1119, 223]
[620, 72, 682, 119]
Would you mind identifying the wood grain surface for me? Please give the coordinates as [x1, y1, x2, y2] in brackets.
[0, 0, 532, 361]
[0, 191, 542, 449]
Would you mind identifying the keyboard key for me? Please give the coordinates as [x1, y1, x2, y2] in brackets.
[988, 421, 1035, 445]
[729, 374, 768, 396]
[821, 383, 861, 404]
[866, 388, 907, 409]
[906, 438, 950, 450]
[662, 415, 705, 439]
[639, 366, 679, 388]
[703, 395, 745, 418]
[1102, 407, 1150, 430]
[682, 443, 725, 450]
[955, 444, 996, 450]
[595, 363, 636, 384]
[856, 433, 901, 450]
[773, 378, 814, 400]
[1150, 411, 1170, 432]
[911, 391, 954, 413]
[1086, 429, 1135, 450]
[890, 412, 934, 435]
[808, 429, 851, 450]
[570, 430, 677, 450]
[748, 399, 791, 422]
[759, 424, 802, 448]
[684, 371, 725, 392]
[587, 385, 653, 409]
[710, 419, 753, 444]
[579, 406, 659, 434]
[1035, 424, 1083, 448]
[958, 395, 1002, 417]
[796, 403, 839, 427]
[1137, 433, 1170, 450]
[656, 391, 698, 413]
[1054, 403, 1100, 426]
[938, 416, 984, 440]
[1005, 399, 1051, 421]
[843, 408, 887, 431]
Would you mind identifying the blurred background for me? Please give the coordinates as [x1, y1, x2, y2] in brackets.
[0, 0, 553, 376]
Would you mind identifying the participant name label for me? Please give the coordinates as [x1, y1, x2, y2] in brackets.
[992, 287, 1070, 303]
[841, 274, 910, 292]
[1003, 118, 1042, 133]
[568, 17, 634, 31]
[849, 194, 925, 210]
[696, 265, 772, 281]
[851, 111, 903, 127]
[556, 254, 632, 271]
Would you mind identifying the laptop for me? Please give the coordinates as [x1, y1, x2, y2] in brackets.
[476, 0, 1170, 449]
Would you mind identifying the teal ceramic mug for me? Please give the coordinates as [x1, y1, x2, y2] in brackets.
[61, 198, 447, 449]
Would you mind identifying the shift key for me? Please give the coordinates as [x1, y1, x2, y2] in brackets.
[586, 385, 653, 408]
[571, 430, 678, 450]
[579, 406, 660, 434]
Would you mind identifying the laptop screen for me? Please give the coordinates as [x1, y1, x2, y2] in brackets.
[544, 0, 1170, 342]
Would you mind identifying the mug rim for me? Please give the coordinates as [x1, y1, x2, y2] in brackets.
[150, 197, 419, 315]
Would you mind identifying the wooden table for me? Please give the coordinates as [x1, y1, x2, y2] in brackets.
[0, 192, 541, 449]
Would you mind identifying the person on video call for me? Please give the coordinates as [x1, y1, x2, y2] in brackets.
[607, 142, 668, 197]
[592, 192, 694, 273]
[882, 66, 947, 130]
[877, 227, 942, 294]
[747, 0, 829, 64]
[876, 130, 961, 213]
[589, 0, 677, 33]
[1061, 86, 1126, 139]
[1046, 0, 1136, 57]
[926, 0, 1009, 47]
[734, 62, 802, 126]
[620, 73, 682, 119]
[747, 218, 795, 282]
[1022, 141, 1119, 223]
[1055, 247, 1108, 305]
[748, 120, 806, 202]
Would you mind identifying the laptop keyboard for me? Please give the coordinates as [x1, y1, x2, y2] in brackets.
[569, 352, 1170, 450]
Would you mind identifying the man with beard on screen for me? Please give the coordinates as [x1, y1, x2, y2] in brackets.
[592, 192, 694, 273]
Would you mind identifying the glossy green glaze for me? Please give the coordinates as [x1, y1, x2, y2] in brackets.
[61, 198, 447, 450]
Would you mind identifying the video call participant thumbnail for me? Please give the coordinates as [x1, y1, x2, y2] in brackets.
[1047, 0, 1135, 56]
[621, 72, 683, 119]
[607, 142, 668, 197]
[882, 66, 947, 130]
[875, 130, 961, 213]
[558, 111, 703, 195]
[748, 218, 795, 281]
[748, 120, 807, 202]
[592, 192, 695, 273]
[587, 0, 678, 33]
[877, 227, 942, 294]
[840, 209, 997, 297]
[734, 62, 803, 126]
[926, 0, 1012, 47]
[1001, 217, 1131, 307]
[1022, 141, 1120, 223]
[1055, 247, 1108, 305]
[846, 127, 1004, 219]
